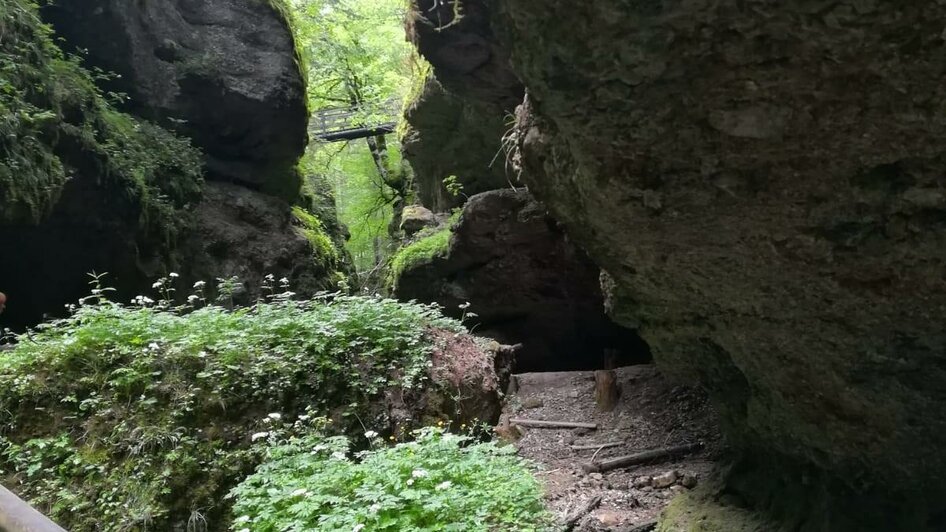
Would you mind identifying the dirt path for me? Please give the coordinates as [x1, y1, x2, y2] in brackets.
[499, 365, 723, 531]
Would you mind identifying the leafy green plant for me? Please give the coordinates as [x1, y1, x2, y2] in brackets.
[229, 427, 552, 531]
[0, 278, 465, 530]
[443, 174, 464, 198]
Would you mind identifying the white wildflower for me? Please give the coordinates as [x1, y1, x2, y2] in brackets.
[148, 342, 160, 350]
[187, 295, 199, 303]
[298, 414, 310, 421]
[238, 529, 250, 532]
[369, 503, 381, 513]
[251, 432, 269, 442]
[364, 430, 378, 439]
[291, 488, 308, 497]
[169, 272, 179, 278]
[435, 481, 452, 490]
[406, 479, 414, 486]
[353, 525, 365, 532]
[152, 280, 163, 289]
[279, 277, 290, 284]
[411, 469, 429, 478]
[331, 451, 347, 460]
[312, 444, 327, 452]
[234, 516, 250, 524]
[267, 412, 282, 421]
[193, 280, 207, 289]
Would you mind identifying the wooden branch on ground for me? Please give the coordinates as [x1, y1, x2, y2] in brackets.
[509, 418, 598, 430]
[563, 495, 602, 531]
[570, 441, 623, 451]
[581, 442, 703, 473]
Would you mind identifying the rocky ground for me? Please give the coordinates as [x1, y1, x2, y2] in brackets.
[500, 365, 723, 531]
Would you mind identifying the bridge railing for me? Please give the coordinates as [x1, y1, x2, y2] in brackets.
[0, 485, 67, 532]
[310, 99, 400, 142]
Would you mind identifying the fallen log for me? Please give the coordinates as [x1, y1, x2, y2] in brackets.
[570, 441, 623, 451]
[509, 418, 598, 430]
[563, 495, 602, 531]
[581, 442, 703, 473]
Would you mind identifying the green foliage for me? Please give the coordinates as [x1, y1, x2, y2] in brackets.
[291, 205, 342, 268]
[388, 210, 461, 289]
[305, 142, 400, 272]
[0, 0, 202, 233]
[289, 0, 413, 112]
[443, 175, 464, 198]
[0, 280, 463, 530]
[230, 427, 552, 531]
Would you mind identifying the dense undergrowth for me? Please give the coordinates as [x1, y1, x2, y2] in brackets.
[0, 278, 475, 530]
[231, 427, 551, 531]
[0, 0, 203, 234]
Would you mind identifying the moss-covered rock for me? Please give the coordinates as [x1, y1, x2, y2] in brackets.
[42, 0, 308, 197]
[0, 0, 204, 327]
[391, 190, 649, 372]
[0, 295, 503, 530]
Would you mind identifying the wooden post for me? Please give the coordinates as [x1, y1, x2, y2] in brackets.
[594, 369, 618, 412]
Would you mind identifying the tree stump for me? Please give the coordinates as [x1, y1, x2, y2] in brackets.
[595, 369, 618, 412]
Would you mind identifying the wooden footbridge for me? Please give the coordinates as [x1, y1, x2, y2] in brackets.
[310, 100, 399, 142]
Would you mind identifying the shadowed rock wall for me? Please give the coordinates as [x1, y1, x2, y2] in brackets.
[409, 1, 946, 529]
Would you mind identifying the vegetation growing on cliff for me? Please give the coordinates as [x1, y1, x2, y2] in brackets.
[0, 0, 202, 234]
[388, 210, 461, 289]
[0, 277, 473, 530]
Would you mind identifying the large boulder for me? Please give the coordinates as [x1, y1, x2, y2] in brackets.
[401, 76, 512, 211]
[410, 1, 946, 529]
[392, 189, 649, 371]
[43, 0, 308, 196]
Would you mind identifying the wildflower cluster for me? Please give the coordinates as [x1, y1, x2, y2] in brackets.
[0, 277, 465, 531]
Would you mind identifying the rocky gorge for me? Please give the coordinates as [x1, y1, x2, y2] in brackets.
[2, 0, 945, 529]
[405, 1, 946, 530]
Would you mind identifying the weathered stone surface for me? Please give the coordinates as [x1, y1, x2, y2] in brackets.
[407, 0, 522, 108]
[177, 182, 345, 303]
[399, 204, 439, 237]
[410, 1, 946, 529]
[44, 0, 307, 195]
[394, 189, 649, 371]
[402, 76, 512, 212]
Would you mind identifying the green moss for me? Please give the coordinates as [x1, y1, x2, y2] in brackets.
[657, 488, 774, 532]
[0, 0, 203, 234]
[291, 205, 345, 275]
[387, 210, 460, 289]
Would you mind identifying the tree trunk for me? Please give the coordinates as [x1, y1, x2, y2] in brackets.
[595, 370, 618, 412]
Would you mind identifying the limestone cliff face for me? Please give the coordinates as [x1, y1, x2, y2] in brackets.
[410, 1, 946, 529]
[401, 76, 510, 212]
[43, 0, 308, 195]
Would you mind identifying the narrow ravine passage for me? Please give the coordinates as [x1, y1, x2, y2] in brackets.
[500, 366, 722, 531]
